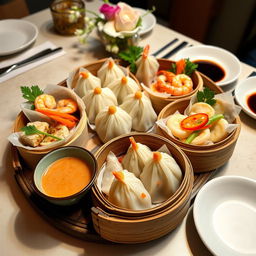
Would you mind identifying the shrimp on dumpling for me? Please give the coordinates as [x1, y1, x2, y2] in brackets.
[122, 137, 152, 177]
[74, 68, 101, 98]
[140, 151, 182, 203]
[95, 106, 132, 143]
[83, 87, 117, 124]
[108, 170, 152, 210]
[97, 58, 125, 87]
[108, 76, 140, 104]
[135, 45, 159, 87]
[120, 91, 157, 131]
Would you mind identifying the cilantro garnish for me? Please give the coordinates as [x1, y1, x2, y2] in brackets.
[197, 87, 216, 106]
[21, 85, 43, 102]
[169, 58, 197, 76]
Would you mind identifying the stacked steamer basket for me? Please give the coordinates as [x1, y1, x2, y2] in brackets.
[91, 133, 194, 244]
[13, 112, 88, 169]
[157, 73, 241, 173]
[145, 59, 203, 113]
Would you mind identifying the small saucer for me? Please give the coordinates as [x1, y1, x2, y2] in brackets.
[234, 76, 256, 119]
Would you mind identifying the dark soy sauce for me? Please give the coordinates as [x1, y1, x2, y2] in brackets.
[193, 59, 226, 83]
[247, 92, 256, 114]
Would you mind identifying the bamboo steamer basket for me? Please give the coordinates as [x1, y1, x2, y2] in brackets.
[91, 133, 194, 243]
[157, 74, 241, 173]
[144, 59, 203, 114]
[13, 111, 88, 169]
[68, 58, 140, 90]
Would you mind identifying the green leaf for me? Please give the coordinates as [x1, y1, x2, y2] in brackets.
[21, 125, 62, 141]
[184, 58, 198, 76]
[136, 17, 142, 28]
[196, 87, 216, 106]
[169, 63, 176, 74]
[21, 85, 44, 102]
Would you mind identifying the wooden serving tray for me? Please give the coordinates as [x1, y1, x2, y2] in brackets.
[12, 129, 216, 243]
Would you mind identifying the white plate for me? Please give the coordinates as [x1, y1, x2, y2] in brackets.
[0, 19, 38, 56]
[193, 176, 256, 256]
[134, 8, 156, 36]
[234, 76, 256, 119]
[175, 45, 241, 87]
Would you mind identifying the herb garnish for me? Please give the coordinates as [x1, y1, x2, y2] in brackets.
[118, 46, 143, 73]
[197, 87, 216, 106]
[21, 125, 62, 141]
[169, 58, 198, 76]
[20, 85, 44, 110]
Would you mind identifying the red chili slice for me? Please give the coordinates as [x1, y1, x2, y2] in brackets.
[181, 113, 209, 131]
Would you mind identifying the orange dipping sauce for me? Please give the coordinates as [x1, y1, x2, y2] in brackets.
[42, 157, 92, 198]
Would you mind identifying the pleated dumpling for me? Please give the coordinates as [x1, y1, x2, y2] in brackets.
[140, 152, 182, 203]
[74, 68, 101, 98]
[122, 137, 152, 177]
[101, 151, 123, 196]
[95, 106, 132, 143]
[97, 58, 125, 87]
[135, 45, 159, 86]
[120, 91, 157, 131]
[108, 170, 152, 210]
[108, 76, 140, 104]
[83, 87, 117, 124]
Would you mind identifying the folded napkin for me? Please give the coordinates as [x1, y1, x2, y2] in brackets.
[0, 41, 65, 83]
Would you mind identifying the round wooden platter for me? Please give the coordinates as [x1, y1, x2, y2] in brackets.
[11, 72, 217, 243]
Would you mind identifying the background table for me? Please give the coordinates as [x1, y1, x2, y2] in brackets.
[1, 1, 256, 255]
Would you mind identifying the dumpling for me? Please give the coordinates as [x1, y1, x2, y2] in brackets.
[97, 58, 125, 87]
[191, 128, 211, 145]
[210, 118, 228, 143]
[120, 91, 157, 131]
[140, 151, 182, 203]
[166, 114, 192, 139]
[108, 170, 152, 210]
[74, 68, 101, 98]
[95, 106, 132, 143]
[107, 76, 140, 104]
[83, 87, 117, 124]
[122, 137, 152, 177]
[101, 151, 123, 196]
[135, 45, 159, 87]
[189, 102, 215, 118]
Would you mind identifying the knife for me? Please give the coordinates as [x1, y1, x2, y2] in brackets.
[161, 41, 189, 59]
[0, 47, 63, 77]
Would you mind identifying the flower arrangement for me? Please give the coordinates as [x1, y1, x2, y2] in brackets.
[75, 1, 154, 54]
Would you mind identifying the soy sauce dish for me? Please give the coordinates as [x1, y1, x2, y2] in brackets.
[175, 45, 241, 87]
[33, 146, 97, 206]
[235, 76, 256, 119]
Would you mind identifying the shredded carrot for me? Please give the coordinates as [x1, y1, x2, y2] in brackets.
[134, 91, 142, 99]
[112, 171, 125, 183]
[108, 106, 117, 115]
[153, 152, 162, 162]
[108, 60, 114, 69]
[129, 137, 138, 151]
[121, 76, 127, 84]
[36, 108, 78, 121]
[47, 114, 76, 128]
[141, 193, 146, 199]
[80, 72, 89, 79]
[118, 156, 124, 163]
[176, 59, 186, 75]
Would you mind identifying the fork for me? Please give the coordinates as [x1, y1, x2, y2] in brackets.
[0, 47, 62, 77]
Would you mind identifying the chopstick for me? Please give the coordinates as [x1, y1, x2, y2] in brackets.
[152, 38, 178, 57]
[162, 41, 189, 59]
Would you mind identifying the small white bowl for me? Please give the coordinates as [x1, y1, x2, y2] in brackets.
[193, 176, 256, 256]
[175, 45, 241, 87]
[234, 76, 256, 119]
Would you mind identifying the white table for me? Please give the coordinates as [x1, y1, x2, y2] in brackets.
[1, 1, 256, 255]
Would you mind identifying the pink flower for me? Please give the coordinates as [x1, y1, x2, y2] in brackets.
[99, 3, 120, 21]
[114, 2, 140, 32]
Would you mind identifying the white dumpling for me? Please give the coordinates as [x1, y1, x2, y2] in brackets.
[166, 114, 192, 139]
[189, 102, 215, 117]
[101, 151, 123, 196]
[95, 106, 132, 143]
[97, 58, 125, 87]
[135, 45, 159, 87]
[83, 87, 117, 124]
[210, 118, 228, 143]
[122, 137, 152, 177]
[108, 76, 140, 104]
[74, 68, 101, 98]
[140, 151, 182, 204]
[191, 128, 211, 145]
[108, 170, 152, 210]
[120, 91, 157, 131]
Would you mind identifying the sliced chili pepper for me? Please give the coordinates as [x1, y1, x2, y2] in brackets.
[180, 113, 209, 131]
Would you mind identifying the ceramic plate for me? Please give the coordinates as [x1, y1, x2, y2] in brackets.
[0, 19, 38, 56]
[193, 176, 256, 256]
[174, 45, 241, 87]
[134, 8, 156, 36]
[234, 76, 256, 119]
